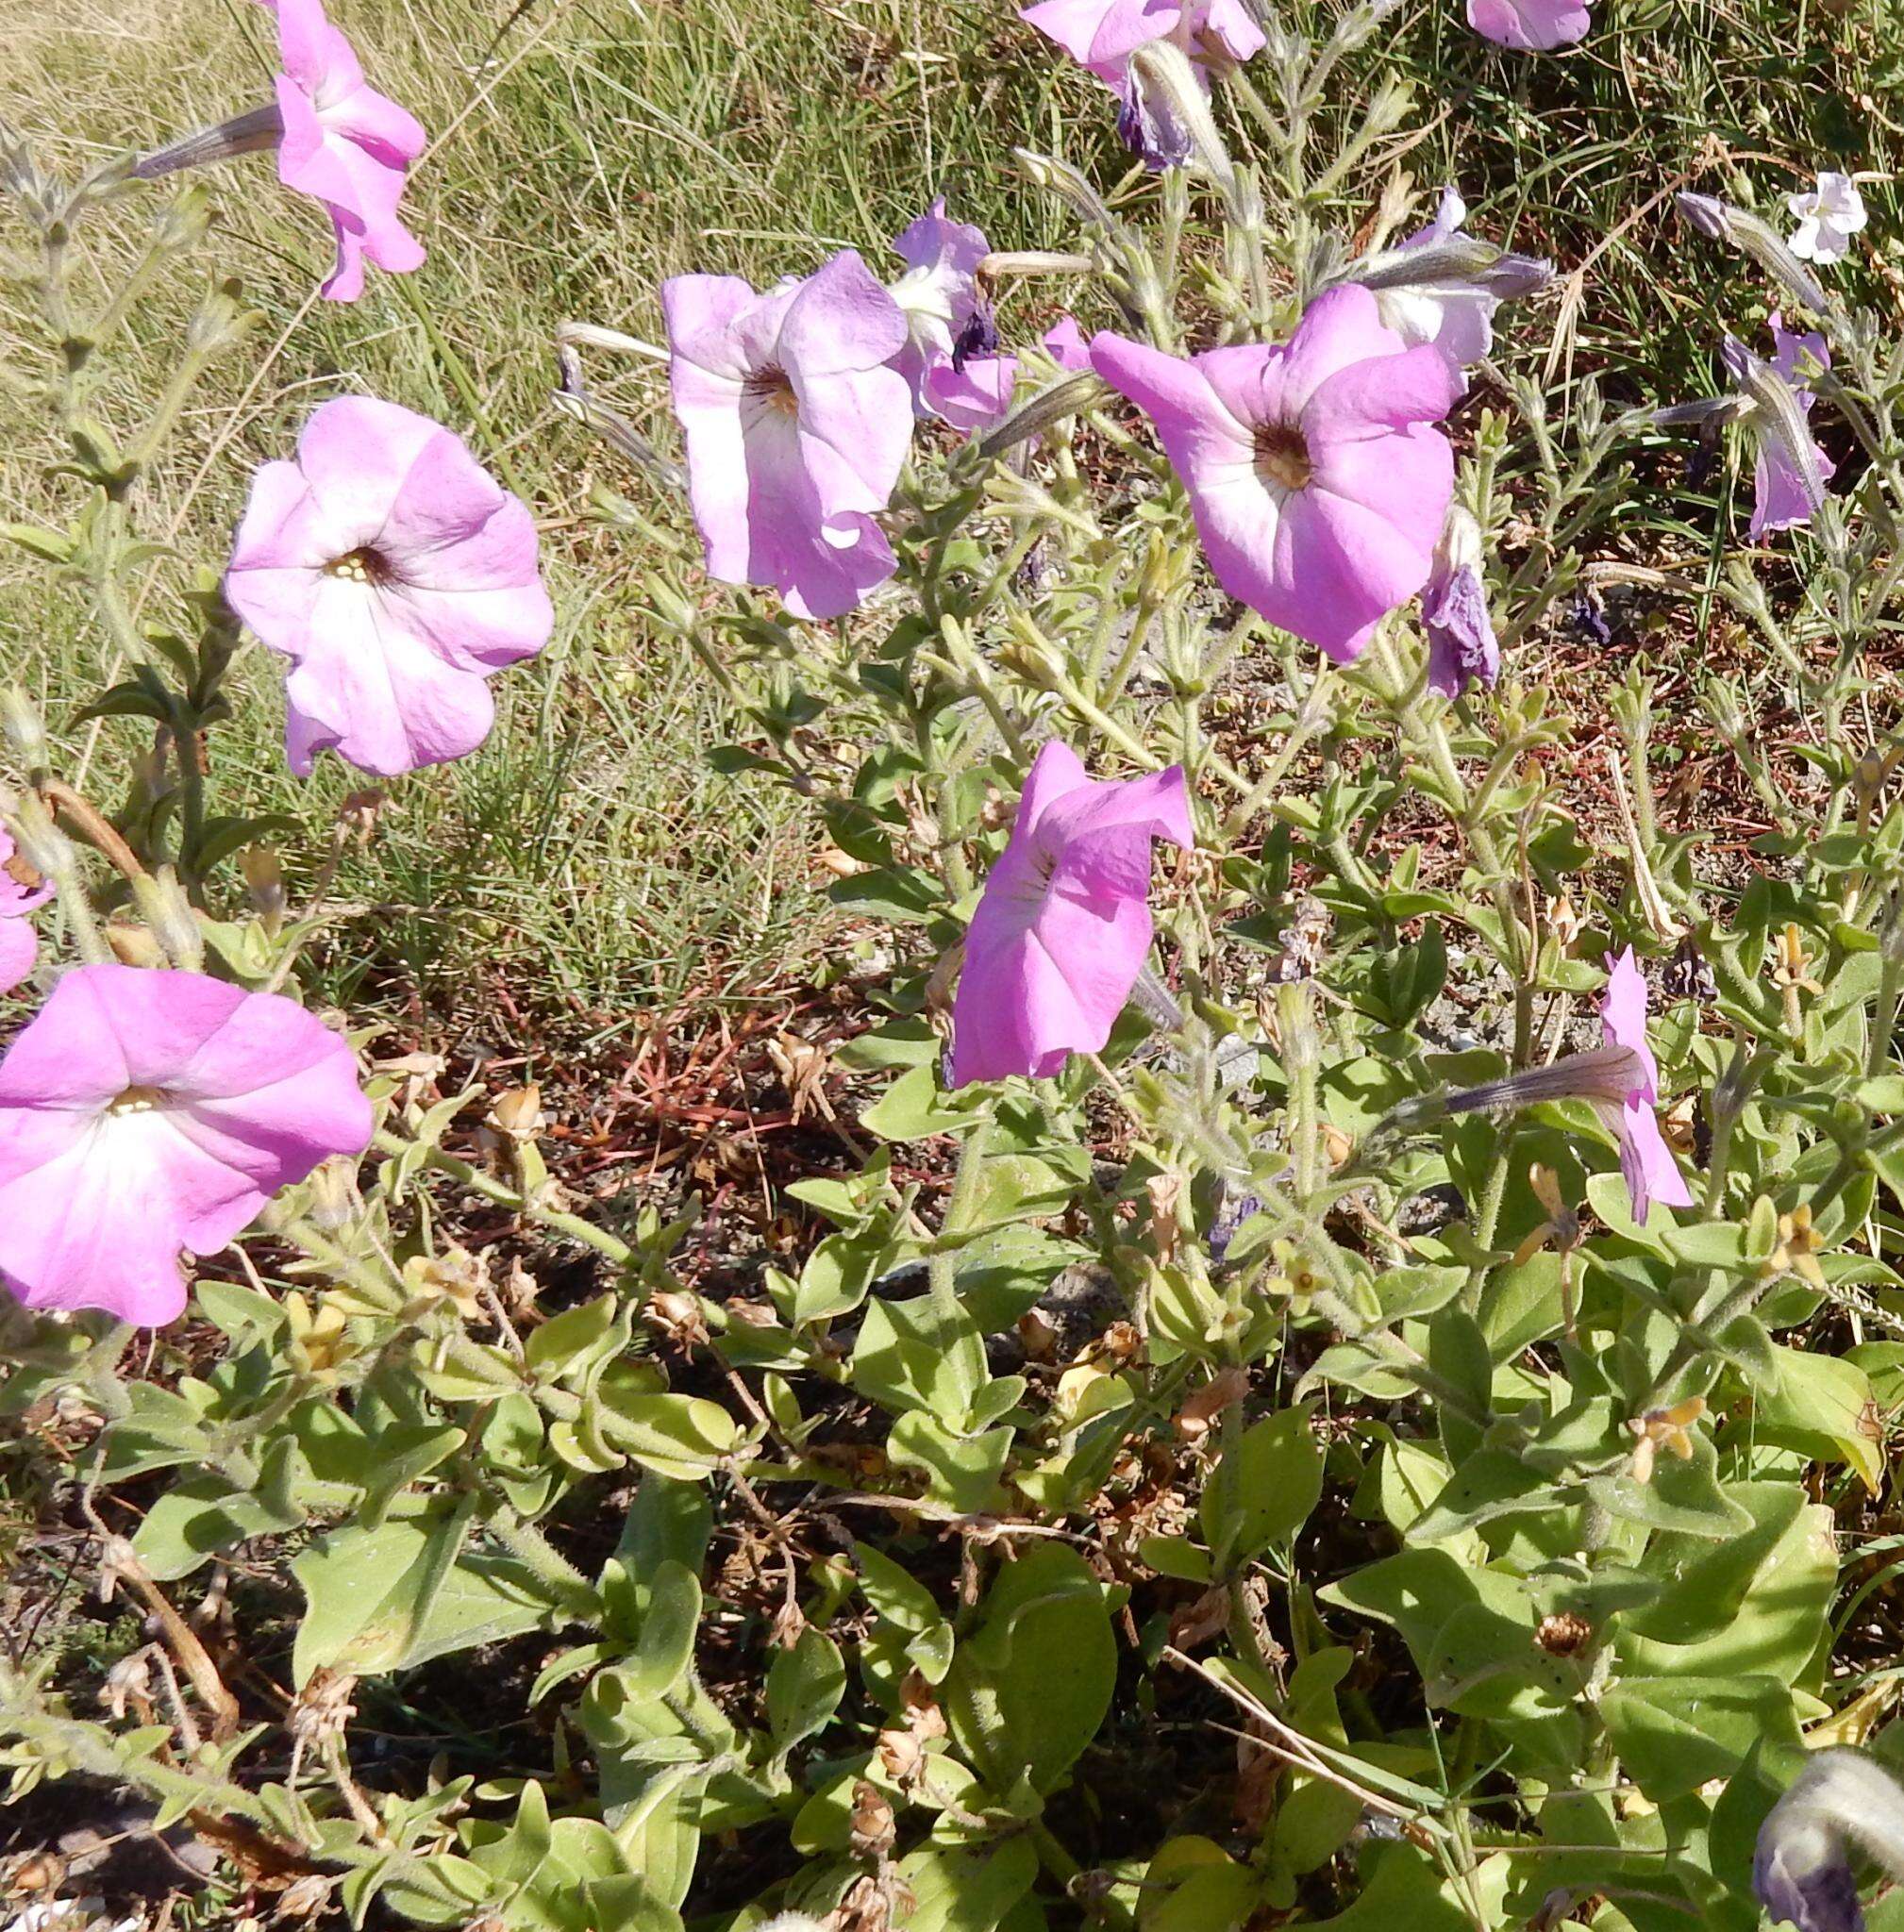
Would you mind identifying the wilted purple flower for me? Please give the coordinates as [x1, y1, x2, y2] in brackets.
[1755, 1749, 1904, 1932]
[1421, 508, 1499, 699]
[1022, 0, 1263, 170]
[1721, 313, 1835, 540]
[1788, 172, 1867, 266]
[1347, 187, 1553, 380]
[888, 199, 992, 416]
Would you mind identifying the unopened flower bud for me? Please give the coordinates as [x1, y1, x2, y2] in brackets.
[0, 688, 46, 766]
[1676, 190, 1829, 315]
[240, 844, 286, 923]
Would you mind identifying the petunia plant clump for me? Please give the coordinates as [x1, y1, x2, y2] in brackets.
[9, 3, 1904, 1932]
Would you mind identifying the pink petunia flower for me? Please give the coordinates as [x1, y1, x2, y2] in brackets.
[1091, 285, 1460, 662]
[662, 251, 912, 622]
[924, 356, 1021, 435]
[0, 964, 373, 1325]
[0, 830, 53, 998]
[951, 742, 1193, 1086]
[225, 397, 553, 777]
[268, 0, 426, 302]
[1044, 317, 1094, 372]
[1021, 0, 1264, 167]
[1466, 0, 1590, 50]
[1439, 947, 1693, 1223]
[1722, 314, 1835, 541]
[888, 200, 994, 416]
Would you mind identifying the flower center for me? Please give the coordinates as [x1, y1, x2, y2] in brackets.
[324, 546, 394, 587]
[1253, 421, 1312, 491]
[109, 1084, 169, 1116]
[743, 365, 801, 418]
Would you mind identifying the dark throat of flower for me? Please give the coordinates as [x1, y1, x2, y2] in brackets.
[1253, 421, 1313, 491]
[742, 365, 801, 418]
[324, 545, 396, 588]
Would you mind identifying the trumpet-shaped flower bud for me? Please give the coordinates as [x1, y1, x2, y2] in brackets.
[1676, 191, 1829, 314]
[1466, 0, 1589, 48]
[1347, 187, 1553, 378]
[1421, 506, 1500, 698]
[0, 964, 372, 1324]
[1788, 172, 1867, 266]
[887, 199, 993, 416]
[226, 397, 553, 776]
[663, 252, 911, 621]
[1756, 1749, 1904, 1932]
[1091, 285, 1459, 662]
[952, 742, 1192, 1086]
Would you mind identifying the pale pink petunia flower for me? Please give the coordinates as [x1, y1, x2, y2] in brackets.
[1091, 285, 1460, 662]
[0, 830, 53, 997]
[951, 742, 1193, 1086]
[888, 199, 994, 416]
[663, 251, 912, 622]
[226, 397, 553, 776]
[1466, 0, 1590, 50]
[268, 0, 427, 302]
[924, 356, 1020, 435]
[0, 964, 373, 1325]
[1021, 0, 1264, 167]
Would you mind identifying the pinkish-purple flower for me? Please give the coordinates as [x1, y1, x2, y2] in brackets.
[1595, 946, 1694, 1223]
[268, 0, 426, 303]
[225, 396, 553, 777]
[1722, 314, 1836, 541]
[663, 252, 912, 622]
[1467, 0, 1590, 49]
[925, 356, 1020, 435]
[952, 742, 1193, 1086]
[0, 964, 372, 1325]
[0, 830, 52, 998]
[1091, 286, 1460, 662]
[1044, 317, 1093, 371]
[888, 200, 993, 416]
[1022, 0, 1263, 166]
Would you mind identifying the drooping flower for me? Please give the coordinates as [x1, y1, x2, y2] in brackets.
[1788, 172, 1867, 266]
[1430, 948, 1693, 1222]
[225, 396, 553, 776]
[1421, 507, 1500, 699]
[0, 964, 373, 1325]
[1021, 0, 1264, 169]
[924, 356, 1020, 435]
[1347, 187, 1553, 376]
[952, 742, 1193, 1086]
[0, 830, 53, 997]
[130, 0, 426, 303]
[888, 200, 993, 415]
[1722, 313, 1835, 540]
[1091, 285, 1460, 661]
[1755, 1749, 1904, 1932]
[662, 252, 912, 622]
[1466, 0, 1590, 49]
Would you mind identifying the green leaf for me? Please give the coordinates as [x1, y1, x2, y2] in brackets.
[893, 1835, 1039, 1932]
[944, 1542, 1116, 1796]
[1753, 1346, 1885, 1491]
[593, 1388, 741, 1478]
[767, 1626, 846, 1757]
[1598, 1675, 1804, 1801]
[853, 1291, 989, 1420]
[1199, 1407, 1325, 1573]
[888, 1411, 1012, 1512]
[860, 1064, 968, 1141]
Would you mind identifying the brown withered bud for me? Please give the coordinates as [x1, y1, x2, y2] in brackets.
[338, 789, 388, 846]
[1535, 1612, 1594, 1658]
[105, 920, 165, 967]
[1175, 1365, 1249, 1441]
[1015, 1307, 1059, 1361]
[847, 1780, 896, 1861]
[239, 844, 286, 923]
[488, 1083, 543, 1141]
[287, 1667, 359, 1747]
